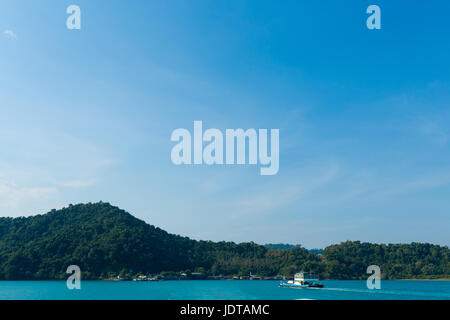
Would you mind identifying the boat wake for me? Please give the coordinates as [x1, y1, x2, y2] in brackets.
[319, 287, 449, 299]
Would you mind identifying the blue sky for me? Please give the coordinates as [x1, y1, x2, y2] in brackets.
[0, 1, 449, 248]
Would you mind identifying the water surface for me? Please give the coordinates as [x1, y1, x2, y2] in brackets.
[0, 280, 448, 300]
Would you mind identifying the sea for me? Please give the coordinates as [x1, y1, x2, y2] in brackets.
[0, 280, 448, 300]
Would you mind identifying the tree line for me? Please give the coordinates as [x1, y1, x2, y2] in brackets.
[0, 203, 448, 280]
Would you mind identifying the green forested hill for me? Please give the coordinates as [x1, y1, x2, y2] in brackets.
[0, 202, 448, 280]
[323, 241, 449, 279]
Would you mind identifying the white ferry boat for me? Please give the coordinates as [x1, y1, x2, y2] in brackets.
[279, 272, 324, 288]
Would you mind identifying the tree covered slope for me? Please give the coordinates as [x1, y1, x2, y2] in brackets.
[0, 202, 448, 280]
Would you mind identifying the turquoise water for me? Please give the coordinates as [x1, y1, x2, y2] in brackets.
[0, 280, 449, 300]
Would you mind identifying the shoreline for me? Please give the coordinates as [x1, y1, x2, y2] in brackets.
[396, 278, 450, 281]
[100, 278, 450, 282]
[0, 278, 449, 281]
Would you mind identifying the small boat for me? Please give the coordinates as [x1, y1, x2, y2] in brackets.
[279, 272, 324, 288]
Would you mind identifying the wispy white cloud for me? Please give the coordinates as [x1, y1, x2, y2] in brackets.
[230, 164, 341, 216]
[419, 121, 448, 146]
[3, 29, 17, 39]
[373, 172, 450, 199]
[59, 179, 97, 188]
[0, 180, 58, 211]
